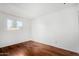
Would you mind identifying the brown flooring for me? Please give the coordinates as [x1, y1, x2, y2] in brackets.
[0, 40, 79, 56]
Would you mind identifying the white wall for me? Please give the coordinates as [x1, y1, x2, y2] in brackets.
[0, 13, 30, 47]
[32, 7, 79, 52]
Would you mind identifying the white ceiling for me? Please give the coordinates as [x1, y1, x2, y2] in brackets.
[0, 3, 78, 19]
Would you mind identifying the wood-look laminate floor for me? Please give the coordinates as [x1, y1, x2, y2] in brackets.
[0, 40, 79, 56]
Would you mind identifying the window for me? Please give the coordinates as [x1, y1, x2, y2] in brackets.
[7, 19, 23, 30]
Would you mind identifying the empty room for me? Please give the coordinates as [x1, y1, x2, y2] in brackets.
[0, 3, 79, 56]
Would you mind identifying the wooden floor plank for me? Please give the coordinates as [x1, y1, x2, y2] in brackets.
[0, 40, 79, 56]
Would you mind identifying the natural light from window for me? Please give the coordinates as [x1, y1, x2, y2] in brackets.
[7, 19, 23, 30]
